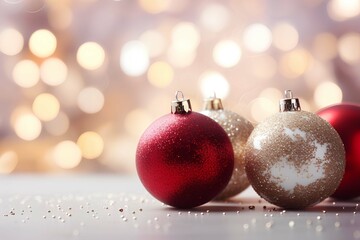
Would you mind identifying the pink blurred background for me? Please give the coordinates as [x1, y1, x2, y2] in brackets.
[0, 0, 359, 173]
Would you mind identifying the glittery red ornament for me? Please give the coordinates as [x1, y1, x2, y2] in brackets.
[136, 92, 234, 209]
[317, 103, 360, 199]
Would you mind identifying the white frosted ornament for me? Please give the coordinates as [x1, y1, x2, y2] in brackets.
[201, 96, 254, 200]
[244, 90, 345, 209]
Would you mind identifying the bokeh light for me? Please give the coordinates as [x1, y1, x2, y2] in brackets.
[0, 151, 18, 174]
[32, 93, 60, 121]
[167, 45, 196, 68]
[200, 3, 229, 32]
[280, 48, 313, 78]
[120, 40, 149, 76]
[314, 81, 343, 108]
[213, 40, 242, 68]
[12, 59, 40, 88]
[272, 22, 299, 51]
[77, 87, 105, 114]
[29, 29, 57, 58]
[147, 61, 173, 88]
[77, 131, 104, 159]
[0, 28, 24, 56]
[199, 71, 229, 99]
[53, 141, 82, 169]
[338, 32, 360, 65]
[137, 0, 170, 14]
[77, 42, 105, 70]
[40, 58, 68, 86]
[243, 23, 272, 53]
[327, 0, 360, 21]
[14, 113, 42, 141]
[171, 22, 200, 52]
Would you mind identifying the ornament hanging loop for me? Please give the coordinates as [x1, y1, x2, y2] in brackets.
[171, 91, 192, 114]
[279, 90, 301, 112]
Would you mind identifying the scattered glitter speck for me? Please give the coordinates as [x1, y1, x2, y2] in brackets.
[265, 221, 273, 229]
[334, 221, 340, 228]
[288, 221, 295, 228]
[243, 223, 249, 230]
[315, 225, 323, 232]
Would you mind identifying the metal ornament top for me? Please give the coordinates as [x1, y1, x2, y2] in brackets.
[279, 90, 301, 112]
[171, 91, 192, 114]
[203, 93, 224, 111]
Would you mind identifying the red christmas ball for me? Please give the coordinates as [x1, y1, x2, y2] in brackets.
[317, 104, 360, 199]
[136, 99, 234, 208]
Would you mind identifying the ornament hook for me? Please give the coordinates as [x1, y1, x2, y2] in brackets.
[284, 90, 293, 99]
[175, 91, 185, 101]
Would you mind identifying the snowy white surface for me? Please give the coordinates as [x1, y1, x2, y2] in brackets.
[0, 175, 358, 240]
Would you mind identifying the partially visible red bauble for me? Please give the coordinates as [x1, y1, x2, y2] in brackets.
[317, 104, 360, 199]
[136, 93, 234, 208]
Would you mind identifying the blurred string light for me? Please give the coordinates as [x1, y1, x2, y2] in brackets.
[272, 22, 299, 51]
[137, 0, 170, 14]
[327, 0, 360, 21]
[167, 22, 199, 68]
[53, 140, 82, 169]
[40, 58, 68, 86]
[314, 81, 343, 108]
[13, 113, 42, 141]
[0, 151, 18, 174]
[0, 28, 24, 56]
[29, 29, 57, 58]
[199, 71, 229, 99]
[12, 59, 40, 88]
[147, 61, 173, 88]
[338, 32, 360, 65]
[77, 131, 104, 159]
[32, 93, 60, 121]
[200, 3, 229, 32]
[279, 48, 313, 79]
[76, 42, 105, 70]
[77, 87, 105, 114]
[120, 40, 149, 76]
[213, 40, 242, 68]
[243, 23, 272, 53]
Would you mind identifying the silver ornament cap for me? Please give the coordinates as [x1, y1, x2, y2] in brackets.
[171, 91, 192, 114]
[203, 95, 224, 110]
[279, 90, 301, 112]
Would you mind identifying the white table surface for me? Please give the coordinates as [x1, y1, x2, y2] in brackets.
[0, 174, 359, 240]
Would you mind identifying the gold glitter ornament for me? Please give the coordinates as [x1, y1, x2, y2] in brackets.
[201, 96, 254, 200]
[244, 90, 345, 209]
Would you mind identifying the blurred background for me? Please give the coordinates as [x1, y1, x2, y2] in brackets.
[0, 0, 359, 174]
